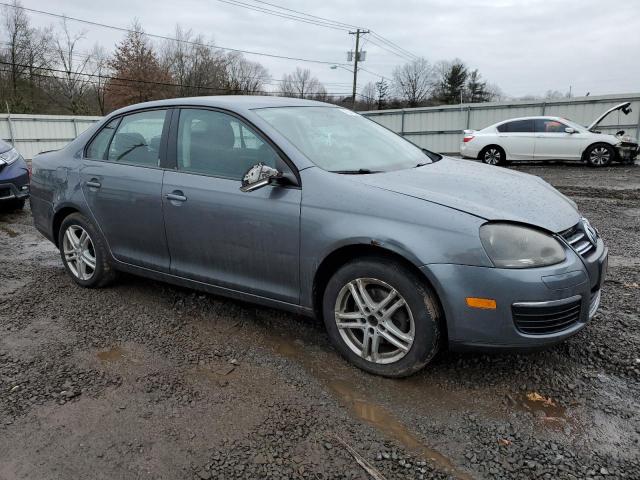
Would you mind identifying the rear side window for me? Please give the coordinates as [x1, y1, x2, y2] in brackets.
[496, 120, 534, 133]
[86, 118, 119, 160]
[176, 108, 280, 180]
[107, 110, 168, 166]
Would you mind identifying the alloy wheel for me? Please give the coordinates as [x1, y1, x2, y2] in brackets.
[589, 146, 610, 166]
[484, 148, 501, 165]
[62, 225, 97, 281]
[334, 278, 415, 364]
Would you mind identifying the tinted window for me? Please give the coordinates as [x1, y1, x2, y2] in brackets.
[107, 110, 167, 166]
[177, 109, 279, 179]
[535, 119, 569, 133]
[86, 118, 119, 159]
[496, 120, 534, 133]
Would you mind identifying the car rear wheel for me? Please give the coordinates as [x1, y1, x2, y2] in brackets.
[322, 257, 442, 377]
[480, 146, 506, 166]
[58, 213, 116, 288]
[585, 143, 614, 167]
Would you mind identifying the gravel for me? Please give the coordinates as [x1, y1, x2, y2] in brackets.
[0, 162, 639, 479]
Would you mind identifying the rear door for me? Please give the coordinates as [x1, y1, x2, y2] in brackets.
[496, 119, 535, 160]
[162, 108, 301, 303]
[534, 119, 585, 160]
[80, 109, 171, 271]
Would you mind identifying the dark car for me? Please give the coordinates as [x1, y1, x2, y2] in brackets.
[30, 96, 607, 377]
[0, 139, 30, 210]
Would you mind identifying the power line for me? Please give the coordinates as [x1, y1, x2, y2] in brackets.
[213, 0, 419, 61]
[0, 2, 349, 66]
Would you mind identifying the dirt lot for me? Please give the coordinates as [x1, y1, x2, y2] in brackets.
[1, 162, 639, 480]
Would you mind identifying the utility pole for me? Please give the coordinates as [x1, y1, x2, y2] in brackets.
[349, 29, 369, 109]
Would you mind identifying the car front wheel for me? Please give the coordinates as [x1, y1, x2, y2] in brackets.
[585, 143, 614, 167]
[58, 213, 116, 288]
[322, 257, 442, 377]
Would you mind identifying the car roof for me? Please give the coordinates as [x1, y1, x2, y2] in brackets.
[109, 95, 336, 117]
[493, 116, 566, 124]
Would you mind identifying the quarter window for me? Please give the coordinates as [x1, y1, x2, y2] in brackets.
[107, 110, 167, 166]
[496, 120, 534, 133]
[176, 109, 280, 180]
[86, 118, 120, 160]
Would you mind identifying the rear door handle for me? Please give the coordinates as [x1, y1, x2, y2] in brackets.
[86, 179, 101, 189]
[165, 191, 187, 202]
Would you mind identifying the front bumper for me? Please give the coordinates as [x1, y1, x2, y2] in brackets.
[616, 142, 639, 162]
[0, 157, 30, 202]
[421, 238, 608, 351]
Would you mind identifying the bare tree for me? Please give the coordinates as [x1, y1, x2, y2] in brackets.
[280, 67, 324, 98]
[48, 19, 94, 113]
[224, 52, 269, 94]
[1, 0, 52, 110]
[161, 25, 227, 96]
[360, 81, 376, 110]
[391, 57, 435, 107]
[91, 44, 110, 114]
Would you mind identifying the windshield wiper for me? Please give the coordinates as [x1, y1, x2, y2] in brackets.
[415, 162, 429, 167]
[330, 168, 381, 174]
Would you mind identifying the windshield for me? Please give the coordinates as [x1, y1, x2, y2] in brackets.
[254, 106, 432, 172]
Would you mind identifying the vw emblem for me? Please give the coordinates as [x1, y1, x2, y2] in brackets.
[582, 217, 597, 246]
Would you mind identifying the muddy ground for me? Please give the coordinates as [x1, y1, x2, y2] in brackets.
[1, 161, 639, 480]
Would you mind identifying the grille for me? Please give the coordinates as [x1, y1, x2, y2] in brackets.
[512, 297, 582, 335]
[561, 222, 596, 258]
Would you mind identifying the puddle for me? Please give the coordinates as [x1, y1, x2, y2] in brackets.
[262, 333, 474, 480]
[97, 346, 128, 362]
[328, 379, 474, 480]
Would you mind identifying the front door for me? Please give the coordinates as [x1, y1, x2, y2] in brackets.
[162, 108, 301, 304]
[80, 109, 171, 271]
[534, 119, 585, 160]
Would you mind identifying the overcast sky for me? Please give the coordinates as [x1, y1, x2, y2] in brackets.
[18, 0, 640, 98]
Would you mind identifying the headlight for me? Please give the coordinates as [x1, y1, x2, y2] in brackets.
[0, 148, 21, 166]
[480, 223, 566, 268]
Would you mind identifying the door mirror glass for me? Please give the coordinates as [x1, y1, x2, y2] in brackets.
[565, 127, 576, 134]
[240, 163, 282, 192]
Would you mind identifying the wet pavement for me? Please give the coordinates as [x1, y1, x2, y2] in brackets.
[0, 162, 639, 479]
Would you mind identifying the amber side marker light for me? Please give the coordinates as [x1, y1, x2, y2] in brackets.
[466, 297, 497, 309]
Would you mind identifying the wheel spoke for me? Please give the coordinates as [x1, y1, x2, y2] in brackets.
[361, 329, 373, 359]
[355, 279, 376, 311]
[370, 332, 381, 362]
[381, 298, 406, 320]
[379, 322, 412, 352]
[65, 228, 79, 248]
[347, 282, 367, 314]
[81, 252, 96, 270]
[79, 230, 89, 248]
[374, 289, 397, 314]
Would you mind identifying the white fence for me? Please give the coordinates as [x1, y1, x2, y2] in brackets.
[0, 113, 101, 159]
[2, 92, 640, 158]
[361, 93, 640, 154]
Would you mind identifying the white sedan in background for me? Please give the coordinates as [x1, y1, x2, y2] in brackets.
[460, 102, 639, 167]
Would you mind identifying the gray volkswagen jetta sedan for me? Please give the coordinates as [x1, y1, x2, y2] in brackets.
[30, 96, 608, 377]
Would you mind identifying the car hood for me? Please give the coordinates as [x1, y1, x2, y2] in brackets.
[588, 101, 632, 131]
[351, 157, 580, 233]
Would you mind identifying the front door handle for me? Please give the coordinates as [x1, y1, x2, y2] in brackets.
[86, 179, 101, 189]
[165, 191, 187, 202]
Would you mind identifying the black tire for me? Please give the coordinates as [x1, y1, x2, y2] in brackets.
[585, 143, 614, 167]
[57, 212, 116, 288]
[322, 256, 442, 378]
[479, 145, 507, 166]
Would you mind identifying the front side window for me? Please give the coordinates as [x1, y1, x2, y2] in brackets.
[497, 120, 534, 133]
[86, 118, 120, 160]
[107, 109, 167, 166]
[535, 119, 569, 133]
[176, 109, 280, 179]
[254, 106, 433, 173]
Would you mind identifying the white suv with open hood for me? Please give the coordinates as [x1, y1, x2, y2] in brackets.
[460, 102, 639, 167]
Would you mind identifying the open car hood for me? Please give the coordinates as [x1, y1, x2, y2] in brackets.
[588, 101, 632, 131]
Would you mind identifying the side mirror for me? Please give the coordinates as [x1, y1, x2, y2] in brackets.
[565, 127, 577, 134]
[240, 163, 282, 192]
